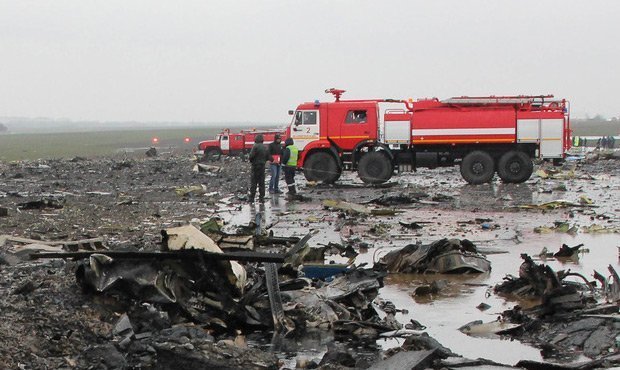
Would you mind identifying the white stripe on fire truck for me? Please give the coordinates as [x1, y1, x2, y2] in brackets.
[413, 138, 515, 144]
[290, 136, 320, 140]
[411, 128, 514, 136]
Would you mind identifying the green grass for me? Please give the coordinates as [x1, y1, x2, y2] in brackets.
[0, 127, 230, 161]
[2, 120, 617, 162]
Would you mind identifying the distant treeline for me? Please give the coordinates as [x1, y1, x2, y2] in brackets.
[571, 117, 620, 136]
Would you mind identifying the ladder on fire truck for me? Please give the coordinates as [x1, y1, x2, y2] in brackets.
[441, 95, 565, 108]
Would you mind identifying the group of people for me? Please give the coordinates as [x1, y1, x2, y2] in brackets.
[247, 133, 298, 202]
[597, 136, 616, 150]
[572, 136, 616, 149]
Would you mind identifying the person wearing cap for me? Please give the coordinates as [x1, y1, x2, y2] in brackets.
[268, 134, 283, 194]
[281, 137, 299, 199]
[248, 134, 272, 202]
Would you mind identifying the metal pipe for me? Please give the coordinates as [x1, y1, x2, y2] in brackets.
[30, 250, 285, 263]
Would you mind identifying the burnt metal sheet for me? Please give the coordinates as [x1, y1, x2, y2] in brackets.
[380, 238, 490, 274]
[76, 254, 192, 304]
[427, 250, 491, 274]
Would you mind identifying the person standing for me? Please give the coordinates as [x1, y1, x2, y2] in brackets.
[248, 134, 271, 202]
[281, 137, 298, 199]
[268, 134, 283, 194]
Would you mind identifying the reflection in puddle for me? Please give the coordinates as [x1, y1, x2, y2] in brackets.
[221, 169, 619, 366]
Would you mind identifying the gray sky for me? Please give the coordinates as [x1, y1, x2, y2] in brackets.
[1, 0, 619, 123]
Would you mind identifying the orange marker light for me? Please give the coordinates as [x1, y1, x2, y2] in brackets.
[184, 137, 191, 143]
[152, 137, 159, 144]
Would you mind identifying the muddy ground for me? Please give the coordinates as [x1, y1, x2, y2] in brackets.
[1, 150, 619, 369]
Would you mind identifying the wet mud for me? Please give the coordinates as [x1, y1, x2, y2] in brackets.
[230, 159, 620, 367]
[1, 152, 619, 368]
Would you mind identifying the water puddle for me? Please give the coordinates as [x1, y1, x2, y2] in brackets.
[220, 168, 619, 366]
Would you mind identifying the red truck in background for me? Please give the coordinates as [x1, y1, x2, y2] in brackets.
[196, 128, 286, 160]
[286, 89, 570, 184]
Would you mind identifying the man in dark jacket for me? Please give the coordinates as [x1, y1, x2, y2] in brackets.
[268, 134, 283, 194]
[281, 137, 298, 199]
[248, 134, 272, 202]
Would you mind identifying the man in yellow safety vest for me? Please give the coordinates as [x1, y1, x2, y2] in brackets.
[281, 137, 298, 199]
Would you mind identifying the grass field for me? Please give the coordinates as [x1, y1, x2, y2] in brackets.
[0, 126, 230, 161]
[570, 119, 620, 136]
[1, 120, 618, 162]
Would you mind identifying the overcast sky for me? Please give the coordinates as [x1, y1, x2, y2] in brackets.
[1, 1, 619, 123]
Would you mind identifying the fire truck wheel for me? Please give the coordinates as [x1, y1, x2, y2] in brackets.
[460, 151, 495, 184]
[497, 151, 533, 183]
[303, 152, 340, 183]
[358, 151, 393, 184]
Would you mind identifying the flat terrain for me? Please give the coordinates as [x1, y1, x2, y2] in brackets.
[569, 119, 620, 136]
[1, 148, 619, 368]
[0, 127, 226, 161]
[0, 118, 618, 161]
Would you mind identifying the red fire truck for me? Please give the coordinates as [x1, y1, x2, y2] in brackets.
[196, 128, 286, 160]
[286, 89, 570, 184]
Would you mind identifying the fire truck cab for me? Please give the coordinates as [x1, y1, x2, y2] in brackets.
[286, 89, 570, 185]
[197, 128, 286, 160]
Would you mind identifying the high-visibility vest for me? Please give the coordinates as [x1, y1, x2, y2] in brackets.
[286, 145, 298, 166]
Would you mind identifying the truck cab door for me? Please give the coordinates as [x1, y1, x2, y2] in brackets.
[232, 134, 243, 153]
[340, 107, 377, 148]
[220, 135, 230, 152]
[290, 110, 320, 150]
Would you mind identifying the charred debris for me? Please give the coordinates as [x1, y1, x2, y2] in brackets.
[1, 154, 620, 369]
[3, 218, 399, 369]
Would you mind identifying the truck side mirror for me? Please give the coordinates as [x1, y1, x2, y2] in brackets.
[288, 110, 294, 115]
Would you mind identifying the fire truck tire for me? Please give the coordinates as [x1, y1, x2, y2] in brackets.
[460, 151, 495, 184]
[497, 151, 533, 183]
[303, 152, 340, 183]
[358, 151, 393, 184]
